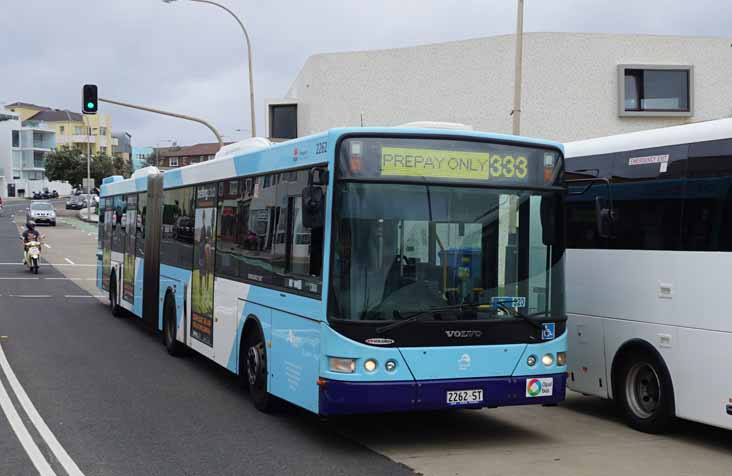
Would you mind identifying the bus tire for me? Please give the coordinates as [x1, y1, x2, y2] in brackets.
[616, 349, 674, 434]
[243, 328, 272, 412]
[109, 273, 122, 317]
[163, 293, 185, 357]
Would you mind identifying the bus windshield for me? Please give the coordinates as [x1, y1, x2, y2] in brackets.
[329, 182, 565, 322]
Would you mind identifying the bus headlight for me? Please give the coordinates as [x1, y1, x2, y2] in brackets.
[556, 352, 567, 366]
[385, 360, 397, 372]
[527, 355, 537, 367]
[329, 357, 356, 373]
[364, 359, 378, 373]
[542, 354, 554, 366]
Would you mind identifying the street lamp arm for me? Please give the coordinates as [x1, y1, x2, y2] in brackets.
[98, 97, 224, 150]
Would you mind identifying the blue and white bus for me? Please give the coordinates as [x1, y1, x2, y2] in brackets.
[97, 125, 568, 415]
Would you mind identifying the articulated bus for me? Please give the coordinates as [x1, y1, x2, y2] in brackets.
[97, 125, 568, 415]
[565, 118, 732, 433]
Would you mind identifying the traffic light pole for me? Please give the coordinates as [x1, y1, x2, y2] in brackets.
[98, 97, 224, 150]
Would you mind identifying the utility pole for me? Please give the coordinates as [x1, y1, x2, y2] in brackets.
[163, 0, 257, 137]
[512, 0, 525, 136]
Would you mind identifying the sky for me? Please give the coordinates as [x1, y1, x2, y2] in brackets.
[2, 0, 731, 147]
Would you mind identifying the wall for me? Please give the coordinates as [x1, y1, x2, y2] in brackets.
[285, 33, 732, 142]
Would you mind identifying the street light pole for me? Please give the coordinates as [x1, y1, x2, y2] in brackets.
[163, 0, 257, 137]
[512, 0, 525, 136]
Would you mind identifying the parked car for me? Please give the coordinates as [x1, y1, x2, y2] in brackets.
[28, 201, 56, 226]
[65, 194, 91, 210]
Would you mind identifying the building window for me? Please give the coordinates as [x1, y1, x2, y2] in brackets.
[59, 126, 65, 135]
[100, 127, 107, 135]
[11, 131, 20, 148]
[269, 104, 297, 139]
[100, 146, 107, 155]
[619, 65, 693, 116]
[170, 158, 179, 167]
[74, 126, 83, 135]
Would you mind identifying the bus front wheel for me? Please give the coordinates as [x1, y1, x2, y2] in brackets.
[617, 350, 674, 434]
[244, 329, 272, 412]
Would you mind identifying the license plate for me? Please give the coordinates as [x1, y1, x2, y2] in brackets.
[446, 389, 483, 405]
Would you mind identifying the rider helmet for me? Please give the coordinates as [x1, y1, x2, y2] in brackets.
[26, 220, 36, 231]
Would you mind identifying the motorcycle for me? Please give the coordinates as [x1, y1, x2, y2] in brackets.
[22, 239, 42, 274]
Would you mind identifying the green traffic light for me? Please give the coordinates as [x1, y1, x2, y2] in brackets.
[87, 102, 95, 109]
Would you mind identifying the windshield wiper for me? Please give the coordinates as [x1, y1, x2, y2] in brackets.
[375, 306, 456, 334]
[374, 301, 554, 335]
[492, 302, 544, 330]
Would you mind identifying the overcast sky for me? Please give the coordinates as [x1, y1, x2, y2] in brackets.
[2, 0, 731, 147]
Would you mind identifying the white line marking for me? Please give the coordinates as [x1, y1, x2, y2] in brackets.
[0, 277, 39, 280]
[8, 295, 53, 298]
[0, 343, 85, 476]
[43, 244, 51, 249]
[0, 369, 57, 475]
[64, 295, 105, 298]
[64, 258, 75, 265]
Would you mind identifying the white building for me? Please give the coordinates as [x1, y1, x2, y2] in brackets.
[267, 33, 732, 143]
[0, 108, 71, 198]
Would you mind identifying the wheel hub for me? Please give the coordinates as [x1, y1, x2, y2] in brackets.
[626, 362, 661, 419]
[247, 345, 262, 386]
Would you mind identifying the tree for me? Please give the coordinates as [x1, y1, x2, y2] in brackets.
[45, 147, 133, 189]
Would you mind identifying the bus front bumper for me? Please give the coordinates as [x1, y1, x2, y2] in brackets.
[318, 373, 567, 415]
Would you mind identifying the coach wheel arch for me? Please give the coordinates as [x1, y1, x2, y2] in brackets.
[611, 339, 676, 432]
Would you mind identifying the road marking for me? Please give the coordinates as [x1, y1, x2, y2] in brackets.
[64, 295, 106, 298]
[64, 258, 75, 265]
[0, 343, 85, 476]
[8, 295, 53, 298]
[0, 263, 96, 267]
[43, 243, 51, 249]
[0, 368, 57, 475]
[0, 277, 39, 280]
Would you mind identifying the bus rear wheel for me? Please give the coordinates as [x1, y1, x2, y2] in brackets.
[244, 330, 272, 412]
[617, 350, 674, 434]
[163, 293, 185, 357]
[109, 274, 122, 317]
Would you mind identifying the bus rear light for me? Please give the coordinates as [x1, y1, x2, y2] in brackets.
[329, 357, 356, 373]
[317, 378, 327, 387]
[557, 352, 567, 366]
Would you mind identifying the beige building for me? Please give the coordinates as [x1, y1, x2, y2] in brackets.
[6, 102, 115, 156]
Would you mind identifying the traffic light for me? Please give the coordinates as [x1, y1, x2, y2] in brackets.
[82, 84, 98, 114]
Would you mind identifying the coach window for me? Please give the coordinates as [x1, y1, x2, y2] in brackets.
[565, 154, 615, 249]
[160, 186, 195, 269]
[683, 139, 732, 251]
[619, 65, 692, 117]
[612, 145, 687, 251]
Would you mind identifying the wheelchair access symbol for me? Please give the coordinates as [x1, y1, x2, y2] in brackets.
[541, 323, 555, 341]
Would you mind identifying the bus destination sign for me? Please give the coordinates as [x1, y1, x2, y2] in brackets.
[380, 146, 529, 181]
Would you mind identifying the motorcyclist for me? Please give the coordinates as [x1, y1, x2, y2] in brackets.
[21, 221, 41, 266]
[22, 221, 41, 243]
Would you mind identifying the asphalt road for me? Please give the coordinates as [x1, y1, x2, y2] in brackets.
[2, 198, 732, 476]
[0, 200, 414, 476]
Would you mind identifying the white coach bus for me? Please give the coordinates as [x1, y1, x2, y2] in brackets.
[565, 118, 732, 433]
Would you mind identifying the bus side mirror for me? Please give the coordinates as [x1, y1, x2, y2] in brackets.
[540, 196, 556, 246]
[595, 196, 614, 239]
[302, 186, 325, 229]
